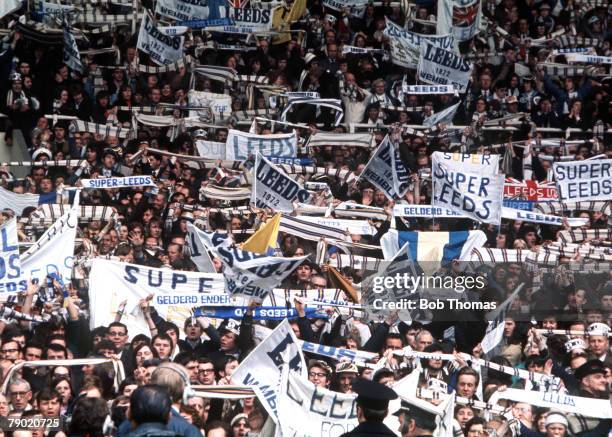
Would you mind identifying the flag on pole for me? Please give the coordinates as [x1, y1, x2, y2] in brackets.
[241, 213, 281, 255]
[63, 22, 83, 73]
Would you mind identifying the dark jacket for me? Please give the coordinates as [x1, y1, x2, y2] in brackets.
[340, 421, 398, 437]
[118, 408, 200, 437]
[126, 423, 179, 437]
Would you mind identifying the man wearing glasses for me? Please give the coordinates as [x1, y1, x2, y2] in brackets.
[1, 340, 22, 363]
[197, 358, 216, 385]
[8, 379, 32, 413]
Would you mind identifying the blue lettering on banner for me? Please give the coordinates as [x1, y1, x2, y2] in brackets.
[503, 200, 533, 211]
[123, 265, 215, 292]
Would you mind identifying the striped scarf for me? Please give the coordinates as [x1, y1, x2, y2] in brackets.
[138, 56, 191, 74]
[328, 254, 383, 271]
[558, 228, 612, 244]
[1, 160, 88, 168]
[533, 201, 611, 216]
[26, 204, 118, 225]
[277, 163, 357, 183]
[279, 214, 350, 242]
[537, 62, 585, 76]
[73, 11, 143, 24]
[69, 120, 130, 138]
[554, 35, 605, 49]
[200, 186, 251, 201]
[306, 132, 374, 148]
[280, 97, 344, 126]
[193, 65, 269, 85]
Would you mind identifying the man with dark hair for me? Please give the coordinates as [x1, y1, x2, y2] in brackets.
[340, 379, 398, 436]
[36, 388, 62, 418]
[69, 397, 109, 437]
[126, 385, 176, 437]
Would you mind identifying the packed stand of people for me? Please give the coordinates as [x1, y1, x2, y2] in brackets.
[0, 0, 611, 436]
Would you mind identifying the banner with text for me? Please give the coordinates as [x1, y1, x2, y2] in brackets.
[553, 159, 612, 202]
[80, 176, 156, 189]
[89, 259, 226, 339]
[251, 153, 310, 212]
[384, 18, 454, 69]
[233, 319, 306, 422]
[0, 219, 21, 294]
[432, 159, 504, 225]
[418, 41, 472, 93]
[361, 135, 411, 200]
[137, 14, 185, 66]
[226, 129, 297, 161]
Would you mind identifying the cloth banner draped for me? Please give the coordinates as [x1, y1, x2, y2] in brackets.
[88, 258, 225, 339]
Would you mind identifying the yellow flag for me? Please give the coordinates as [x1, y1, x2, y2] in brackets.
[241, 213, 281, 254]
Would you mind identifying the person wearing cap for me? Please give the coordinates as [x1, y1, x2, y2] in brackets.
[394, 400, 436, 437]
[517, 411, 569, 437]
[230, 413, 251, 437]
[573, 359, 609, 399]
[308, 360, 332, 388]
[587, 323, 610, 362]
[334, 362, 359, 393]
[340, 379, 398, 437]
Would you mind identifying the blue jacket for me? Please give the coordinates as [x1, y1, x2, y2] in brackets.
[118, 408, 200, 437]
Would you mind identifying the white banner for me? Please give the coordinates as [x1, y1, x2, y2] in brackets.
[226, 129, 297, 161]
[322, 0, 367, 17]
[565, 53, 612, 64]
[491, 388, 612, 419]
[232, 319, 306, 422]
[277, 371, 358, 436]
[393, 204, 463, 218]
[553, 159, 612, 202]
[20, 208, 78, 285]
[155, 0, 223, 21]
[432, 161, 504, 225]
[295, 217, 376, 235]
[158, 26, 189, 36]
[196, 140, 227, 160]
[215, 245, 307, 301]
[89, 259, 226, 339]
[423, 102, 460, 126]
[251, 153, 310, 212]
[437, 0, 481, 42]
[418, 41, 472, 93]
[0, 0, 21, 19]
[80, 175, 156, 189]
[393, 203, 584, 226]
[384, 18, 454, 69]
[188, 90, 232, 120]
[404, 85, 456, 94]
[0, 219, 22, 294]
[501, 207, 589, 227]
[186, 223, 221, 273]
[432, 151, 499, 175]
[207, 7, 273, 33]
[361, 135, 411, 200]
[137, 14, 185, 66]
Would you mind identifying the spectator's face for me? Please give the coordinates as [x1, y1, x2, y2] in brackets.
[308, 366, 329, 387]
[600, 295, 612, 311]
[185, 323, 202, 340]
[220, 332, 237, 351]
[9, 383, 31, 410]
[384, 337, 403, 352]
[338, 373, 356, 393]
[24, 347, 42, 361]
[467, 424, 485, 437]
[106, 326, 128, 349]
[198, 362, 216, 384]
[232, 419, 251, 437]
[297, 265, 312, 281]
[38, 397, 61, 417]
[416, 333, 433, 351]
[457, 375, 477, 397]
[135, 345, 153, 366]
[1, 341, 20, 362]
[542, 317, 557, 329]
[0, 394, 8, 417]
[152, 338, 172, 359]
[581, 372, 607, 393]
[589, 335, 608, 356]
[545, 424, 566, 437]
[168, 245, 181, 263]
[503, 319, 515, 337]
[512, 403, 533, 423]
[455, 407, 473, 428]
